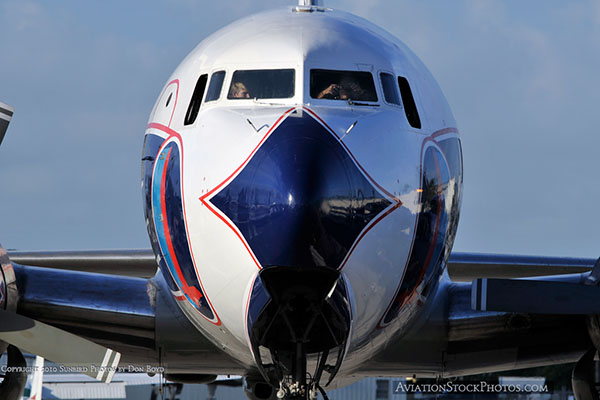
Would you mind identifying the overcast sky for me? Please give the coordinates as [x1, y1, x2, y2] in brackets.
[1, 0, 599, 258]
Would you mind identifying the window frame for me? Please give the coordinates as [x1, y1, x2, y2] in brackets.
[184, 73, 209, 126]
[226, 68, 296, 101]
[397, 75, 422, 130]
[309, 68, 379, 105]
[204, 70, 227, 103]
[379, 71, 402, 107]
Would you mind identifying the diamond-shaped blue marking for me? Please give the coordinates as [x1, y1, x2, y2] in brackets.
[210, 111, 392, 269]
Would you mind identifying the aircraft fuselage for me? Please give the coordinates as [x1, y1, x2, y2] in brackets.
[141, 5, 462, 392]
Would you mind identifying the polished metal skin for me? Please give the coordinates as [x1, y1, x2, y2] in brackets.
[1, 3, 599, 399]
[8, 249, 157, 277]
[448, 253, 595, 282]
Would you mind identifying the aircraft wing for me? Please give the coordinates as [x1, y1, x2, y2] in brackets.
[358, 253, 597, 379]
[11, 250, 594, 281]
[7, 249, 157, 277]
[447, 252, 595, 282]
[0, 250, 245, 382]
[4, 251, 598, 380]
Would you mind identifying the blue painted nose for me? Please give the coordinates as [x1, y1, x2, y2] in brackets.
[210, 110, 391, 269]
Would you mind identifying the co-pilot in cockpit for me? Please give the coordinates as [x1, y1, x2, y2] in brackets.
[218, 68, 378, 103]
[311, 69, 378, 102]
[227, 69, 295, 100]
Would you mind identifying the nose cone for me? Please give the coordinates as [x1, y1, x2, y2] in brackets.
[209, 110, 392, 269]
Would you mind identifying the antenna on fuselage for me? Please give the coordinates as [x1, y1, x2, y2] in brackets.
[298, 0, 322, 5]
[295, 0, 327, 12]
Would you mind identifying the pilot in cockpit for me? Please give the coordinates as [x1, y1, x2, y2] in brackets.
[229, 82, 251, 99]
[317, 77, 366, 100]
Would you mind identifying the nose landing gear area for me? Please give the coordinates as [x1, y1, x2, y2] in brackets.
[246, 267, 351, 399]
[275, 379, 330, 400]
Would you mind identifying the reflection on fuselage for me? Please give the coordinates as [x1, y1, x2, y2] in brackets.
[208, 112, 396, 270]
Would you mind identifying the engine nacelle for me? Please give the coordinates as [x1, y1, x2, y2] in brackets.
[0, 245, 26, 399]
[0, 244, 19, 355]
[586, 260, 600, 353]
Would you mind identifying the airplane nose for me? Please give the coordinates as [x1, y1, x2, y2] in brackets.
[209, 109, 392, 269]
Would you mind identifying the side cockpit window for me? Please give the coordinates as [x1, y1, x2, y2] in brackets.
[205, 70, 226, 102]
[228, 69, 295, 99]
[380, 72, 401, 106]
[398, 76, 421, 129]
[184, 74, 208, 126]
[310, 69, 377, 102]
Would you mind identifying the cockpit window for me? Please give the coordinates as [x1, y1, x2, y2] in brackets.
[310, 69, 378, 102]
[184, 74, 208, 125]
[398, 76, 421, 129]
[205, 70, 226, 102]
[228, 69, 295, 99]
[380, 72, 401, 106]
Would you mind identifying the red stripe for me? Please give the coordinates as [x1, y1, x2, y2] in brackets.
[199, 107, 297, 269]
[298, 107, 404, 270]
[201, 107, 296, 200]
[148, 122, 181, 138]
[377, 139, 439, 328]
[431, 127, 458, 138]
[160, 148, 204, 305]
[176, 135, 223, 326]
[302, 107, 401, 203]
[197, 106, 405, 272]
[339, 202, 402, 270]
[150, 125, 221, 325]
[200, 196, 262, 268]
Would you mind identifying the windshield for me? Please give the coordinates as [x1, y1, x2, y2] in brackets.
[228, 69, 295, 100]
[310, 69, 378, 102]
[205, 71, 226, 102]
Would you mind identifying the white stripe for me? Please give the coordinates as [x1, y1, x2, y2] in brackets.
[471, 279, 478, 310]
[0, 113, 11, 122]
[105, 351, 121, 383]
[481, 278, 488, 311]
[0, 102, 13, 113]
[96, 349, 112, 380]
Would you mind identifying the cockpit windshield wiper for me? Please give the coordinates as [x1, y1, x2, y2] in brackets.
[347, 99, 379, 107]
[252, 98, 293, 106]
